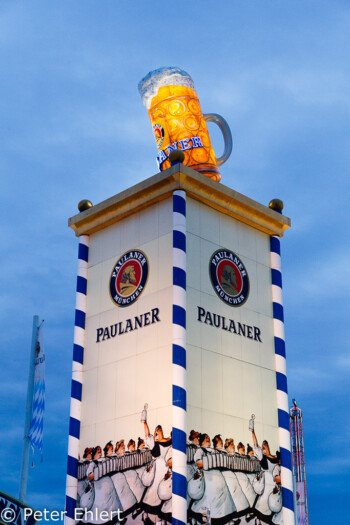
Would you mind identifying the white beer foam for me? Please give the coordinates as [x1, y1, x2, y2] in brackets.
[138, 67, 195, 109]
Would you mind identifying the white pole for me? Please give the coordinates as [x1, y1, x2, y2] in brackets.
[19, 315, 39, 502]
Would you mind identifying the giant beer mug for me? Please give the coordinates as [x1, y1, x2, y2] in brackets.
[138, 67, 232, 182]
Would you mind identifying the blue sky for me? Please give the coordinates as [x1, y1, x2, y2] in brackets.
[1, 1, 349, 523]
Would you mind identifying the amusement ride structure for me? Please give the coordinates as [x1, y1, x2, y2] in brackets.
[290, 399, 309, 525]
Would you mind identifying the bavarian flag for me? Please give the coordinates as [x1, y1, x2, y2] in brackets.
[29, 323, 45, 456]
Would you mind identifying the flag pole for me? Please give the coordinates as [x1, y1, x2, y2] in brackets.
[19, 315, 39, 502]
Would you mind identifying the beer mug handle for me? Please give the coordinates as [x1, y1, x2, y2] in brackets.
[203, 113, 232, 166]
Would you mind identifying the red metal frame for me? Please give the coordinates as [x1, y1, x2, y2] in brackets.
[290, 400, 309, 525]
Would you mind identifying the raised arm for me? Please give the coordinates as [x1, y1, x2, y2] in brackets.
[144, 421, 150, 437]
[251, 428, 258, 448]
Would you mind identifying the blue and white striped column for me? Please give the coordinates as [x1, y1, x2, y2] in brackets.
[65, 235, 89, 525]
[172, 190, 187, 525]
[270, 234, 295, 525]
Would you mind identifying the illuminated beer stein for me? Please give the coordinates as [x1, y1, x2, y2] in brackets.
[138, 67, 232, 182]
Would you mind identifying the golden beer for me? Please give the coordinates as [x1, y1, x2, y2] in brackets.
[139, 68, 232, 182]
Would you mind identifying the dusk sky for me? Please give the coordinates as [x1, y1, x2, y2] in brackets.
[1, 2, 349, 524]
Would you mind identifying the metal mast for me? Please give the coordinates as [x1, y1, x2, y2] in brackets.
[19, 315, 39, 502]
[290, 399, 309, 525]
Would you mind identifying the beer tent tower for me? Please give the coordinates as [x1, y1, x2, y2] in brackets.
[65, 160, 295, 525]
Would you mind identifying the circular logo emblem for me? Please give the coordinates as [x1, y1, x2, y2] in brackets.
[209, 249, 249, 306]
[109, 250, 149, 307]
[153, 123, 165, 148]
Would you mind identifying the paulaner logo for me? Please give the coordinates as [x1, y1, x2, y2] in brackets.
[153, 123, 165, 148]
[209, 249, 249, 306]
[109, 250, 149, 307]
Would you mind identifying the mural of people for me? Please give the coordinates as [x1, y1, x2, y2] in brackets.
[188, 430, 200, 448]
[83, 447, 92, 461]
[189, 433, 236, 522]
[137, 438, 145, 450]
[128, 440, 136, 453]
[250, 427, 281, 522]
[221, 438, 251, 521]
[104, 441, 114, 458]
[76, 408, 282, 525]
[142, 416, 172, 524]
[111, 440, 138, 520]
[80, 445, 123, 524]
[237, 442, 246, 455]
[224, 438, 235, 454]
